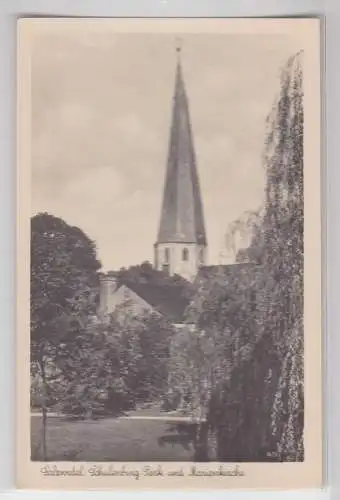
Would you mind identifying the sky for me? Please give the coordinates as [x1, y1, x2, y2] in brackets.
[30, 25, 300, 271]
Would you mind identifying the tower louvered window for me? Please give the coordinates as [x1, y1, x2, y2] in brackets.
[199, 248, 204, 264]
[182, 248, 189, 261]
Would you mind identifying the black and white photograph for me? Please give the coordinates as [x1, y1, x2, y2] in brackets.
[17, 18, 322, 489]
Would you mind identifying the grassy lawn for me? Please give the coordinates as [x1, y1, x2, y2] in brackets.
[31, 416, 196, 462]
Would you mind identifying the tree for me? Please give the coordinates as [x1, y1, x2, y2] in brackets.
[134, 313, 174, 402]
[166, 325, 219, 460]
[261, 51, 304, 460]
[52, 315, 140, 419]
[51, 310, 174, 420]
[30, 212, 101, 459]
[115, 261, 192, 289]
[219, 51, 304, 461]
[178, 264, 265, 460]
[169, 51, 304, 463]
[225, 209, 263, 264]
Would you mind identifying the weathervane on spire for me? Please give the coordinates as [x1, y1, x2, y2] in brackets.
[176, 37, 183, 57]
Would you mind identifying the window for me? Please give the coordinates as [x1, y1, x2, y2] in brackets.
[198, 248, 204, 264]
[164, 247, 170, 263]
[182, 248, 189, 261]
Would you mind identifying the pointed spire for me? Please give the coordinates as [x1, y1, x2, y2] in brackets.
[176, 37, 182, 57]
[156, 44, 207, 246]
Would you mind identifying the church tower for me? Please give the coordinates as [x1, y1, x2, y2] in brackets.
[154, 45, 207, 282]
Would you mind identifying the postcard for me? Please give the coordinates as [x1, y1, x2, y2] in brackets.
[17, 17, 322, 490]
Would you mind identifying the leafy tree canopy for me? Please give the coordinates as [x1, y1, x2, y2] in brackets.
[31, 212, 101, 347]
[113, 261, 192, 289]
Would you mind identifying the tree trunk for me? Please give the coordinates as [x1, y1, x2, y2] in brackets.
[39, 355, 48, 461]
[41, 405, 47, 461]
[207, 426, 218, 460]
[194, 421, 209, 461]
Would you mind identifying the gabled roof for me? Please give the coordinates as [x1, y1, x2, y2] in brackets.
[156, 50, 206, 246]
[118, 279, 193, 323]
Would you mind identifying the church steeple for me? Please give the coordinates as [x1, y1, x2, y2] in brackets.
[154, 45, 207, 282]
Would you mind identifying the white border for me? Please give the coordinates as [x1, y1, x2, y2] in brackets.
[0, 0, 335, 498]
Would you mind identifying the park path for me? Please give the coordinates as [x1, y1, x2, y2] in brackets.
[118, 414, 194, 421]
[31, 413, 194, 421]
[31, 404, 201, 422]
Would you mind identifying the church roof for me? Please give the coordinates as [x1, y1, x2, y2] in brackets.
[119, 279, 193, 323]
[156, 50, 207, 246]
